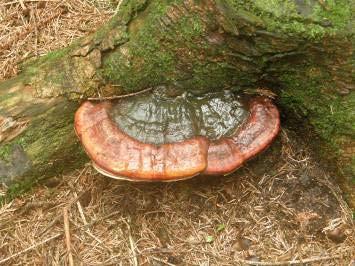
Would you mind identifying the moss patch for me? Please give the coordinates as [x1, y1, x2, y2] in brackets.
[227, 0, 351, 39]
[278, 69, 355, 178]
[100, 0, 240, 93]
[0, 100, 87, 199]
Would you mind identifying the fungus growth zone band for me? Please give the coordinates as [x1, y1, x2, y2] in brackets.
[74, 92, 280, 181]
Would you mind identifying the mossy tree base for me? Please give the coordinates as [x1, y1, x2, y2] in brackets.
[0, 0, 353, 205]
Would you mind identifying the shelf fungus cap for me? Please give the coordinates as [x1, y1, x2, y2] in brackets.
[74, 89, 280, 181]
[204, 97, 280, 175]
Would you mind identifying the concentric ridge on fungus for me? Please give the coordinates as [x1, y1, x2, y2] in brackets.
[74, 89, 280, 181]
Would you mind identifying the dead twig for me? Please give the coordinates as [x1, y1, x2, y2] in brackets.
[32, 7, 39, 57]
[151, 256, 176, 266]
[75, 192, 106, 247]
[0, 0, 59, 7]
[236, 254, 345, 265]
[38, 191, 86, 236]
[18, 0, 26, 9]
[87, 87, 153, 101]
[115, 0, 123, 14]
[63, 207, 74, 266]
[123, 217, 139, 266]
[318, 0, 330, 11]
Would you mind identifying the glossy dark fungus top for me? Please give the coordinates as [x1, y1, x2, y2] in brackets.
[110, 89, 248, 145]
[74, 88, 280, 181]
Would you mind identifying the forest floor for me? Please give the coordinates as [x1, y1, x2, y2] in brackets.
[0, 1, 354, 265]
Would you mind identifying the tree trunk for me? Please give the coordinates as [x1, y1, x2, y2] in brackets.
[0, 0, 353, 202]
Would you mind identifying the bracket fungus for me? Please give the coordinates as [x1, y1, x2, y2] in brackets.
[75, 88, 280, 181]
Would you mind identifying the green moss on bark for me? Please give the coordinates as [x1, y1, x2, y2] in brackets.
[0, 95, 87, 199]
[228, 0, 352, 39]
[100, 0, 242, 93]
[279, 70, 354, 154]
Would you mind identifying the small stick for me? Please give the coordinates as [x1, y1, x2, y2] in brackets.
[236, 255, 344, 265]
[38, 191, 86, 237]
[19, 0, 26, 9]
[63, 207, 74, 266]
[32, 7, 39, 57]
[75, 192, 105, 246]
[124, 218, 138, 266]
[318, 0, 330, 10]
[87, 87, 153, 101]
[0, 0, 59, 7]
[151, 256, 176, 266]
[75, 193, 89, 226]
[115, 0, 123, 14]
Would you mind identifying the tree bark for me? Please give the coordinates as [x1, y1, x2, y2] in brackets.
[0, 0, 353, 202]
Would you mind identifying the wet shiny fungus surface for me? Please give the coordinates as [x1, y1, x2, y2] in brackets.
[110, 89, 249, 145]
[74, 87, 280, 181]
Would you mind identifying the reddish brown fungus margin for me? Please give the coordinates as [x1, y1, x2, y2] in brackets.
[204, 97, 280, 175]
[74, 97, 280, 181]
[74, 101, 209, 181]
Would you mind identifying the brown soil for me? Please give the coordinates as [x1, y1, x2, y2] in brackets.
[0, 1, 354, 265]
